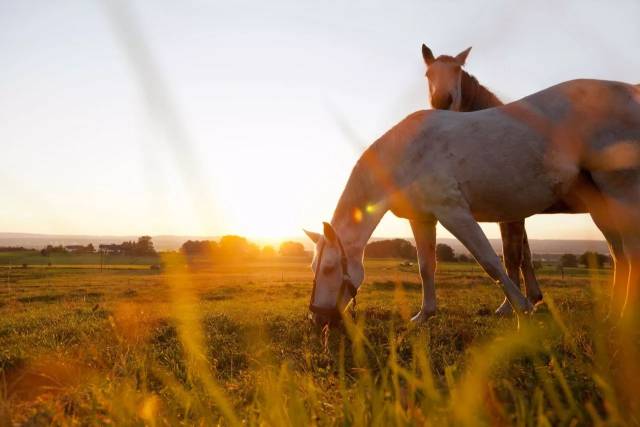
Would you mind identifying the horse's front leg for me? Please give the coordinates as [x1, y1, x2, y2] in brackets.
[409, 218, 438, 322]
[520, 230, 543, 304]
[436, 206, 533, 316]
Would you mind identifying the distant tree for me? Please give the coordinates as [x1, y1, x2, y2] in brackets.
[217, 235, 259, 260]
[279, 241, 306, 257]
[436, 243, 455, 262]
[579, 251, 609, 269]
[180, 240, 218, 256]
[135, 236, 156, 255]
[261, 245, 277, 258]
[41, 245, 67, 256]
[219, 235, 248, 256]
[364, 239, 417, 259]
[0, 246, 29, 252]
[246, 242, 260, 260]
[86, 243, 95, 253]
[560, 253, 578, 268]
[180, 236, 260, 262]
[457, 253, 472, 263]
[98, 237, 156, 256]
[121, 241, 135, 254]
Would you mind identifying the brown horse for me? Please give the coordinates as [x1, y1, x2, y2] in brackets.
[421, 44, 543, 314]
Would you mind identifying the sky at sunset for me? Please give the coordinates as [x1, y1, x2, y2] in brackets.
[2, 0, 640, 240]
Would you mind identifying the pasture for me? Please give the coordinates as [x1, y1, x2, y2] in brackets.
[0, 258, 636, 425]
[0, 250, 159, 268]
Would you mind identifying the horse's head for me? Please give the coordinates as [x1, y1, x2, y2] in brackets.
[421, 44, 472, 111]
[304, 222, 360, 327]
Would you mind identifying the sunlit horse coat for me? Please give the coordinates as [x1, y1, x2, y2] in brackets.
[306, 79, 640, 325]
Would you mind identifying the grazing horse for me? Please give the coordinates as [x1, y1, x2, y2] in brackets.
[305, 79, 640, 327]
[421, 44, 543, 316]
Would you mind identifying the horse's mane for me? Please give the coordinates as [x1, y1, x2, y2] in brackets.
[459, 69, 503, 111]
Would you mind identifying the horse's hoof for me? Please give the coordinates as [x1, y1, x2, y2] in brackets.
[532, 300, 548, 314]
[411, 310, 435, 323]
[523, 300, 535, 314]
[494, 299, 514, 316]
[527, 292, 544, 306]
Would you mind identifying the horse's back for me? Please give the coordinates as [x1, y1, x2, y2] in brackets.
[515, 79, 640, 121]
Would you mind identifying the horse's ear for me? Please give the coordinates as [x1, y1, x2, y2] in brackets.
[421, 44, 435, 66]
[454, 46, 472, 66]
[304, 229, 321, 243]
[322, 222, 337, 243]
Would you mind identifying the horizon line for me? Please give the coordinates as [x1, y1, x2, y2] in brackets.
[0, 231, 608, 242]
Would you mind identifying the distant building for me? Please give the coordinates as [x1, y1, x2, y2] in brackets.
[65, 244, 95, 253]
[99, 244, 124, 254]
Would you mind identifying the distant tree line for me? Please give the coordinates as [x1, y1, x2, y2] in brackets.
[180, 236, 260, 261]
[435, 243, 474, 263]
[365, 239, 416, 259]
[41, 244, 94, 256]
[179, 237, 309, 262]
[38, 237, 156, 256]
[560, 251, 611, 268]
[279, 241, 305, 257]
[363, 240, 474, 262]
[0, 246, 30, 252]
[40, 245, 71, 256]
[362, 239, 614, 268]
[99, 236, 156, 256]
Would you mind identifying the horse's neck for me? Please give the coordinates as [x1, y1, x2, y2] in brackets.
[332, 206, 386, 262]
[330, 166, 388, 260]
[460, 71, 503, 111]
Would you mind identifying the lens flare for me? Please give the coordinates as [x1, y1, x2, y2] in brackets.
[353, 208, 363, 222]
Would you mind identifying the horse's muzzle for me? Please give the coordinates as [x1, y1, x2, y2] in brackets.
[310, 312, 331, 327]
[309, 309, 342, 327]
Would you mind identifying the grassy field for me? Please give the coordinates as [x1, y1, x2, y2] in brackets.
[0, 257, 638, 425]
[0, 250, 159, 268]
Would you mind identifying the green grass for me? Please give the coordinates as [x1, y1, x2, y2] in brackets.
[0, 258, 637, 425]
[0, 250, 159, 267]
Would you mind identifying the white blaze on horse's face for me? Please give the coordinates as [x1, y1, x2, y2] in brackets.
[421, 44, 472, 111]
[304, 226, 353, 325]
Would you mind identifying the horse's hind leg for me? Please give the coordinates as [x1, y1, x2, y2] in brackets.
[590, 171, 640, 321]
[520, 229, 543, 304]
[496, 221, 544, 315]
[589, 208, 629, 318]
[495, 221, 525, 315]
[436, 206, 533, 314]
[409, 218, 437, 322]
